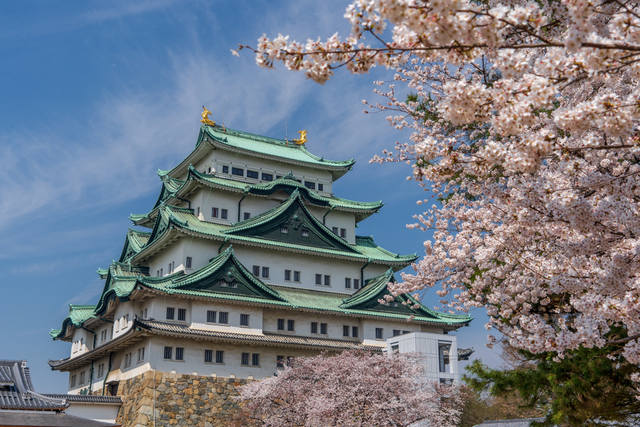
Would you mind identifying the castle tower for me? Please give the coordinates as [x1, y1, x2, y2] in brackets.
[49, 121, 472, 426]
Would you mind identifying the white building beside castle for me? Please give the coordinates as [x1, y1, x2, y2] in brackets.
[49, 118, 472, 408]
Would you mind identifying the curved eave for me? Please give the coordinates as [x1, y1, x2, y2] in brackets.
[49, 325, 148, 372]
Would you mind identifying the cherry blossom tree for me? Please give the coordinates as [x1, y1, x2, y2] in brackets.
[235, 350, 463, 427]
[237, 0, 640, 365]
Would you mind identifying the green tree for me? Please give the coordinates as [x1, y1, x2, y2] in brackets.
[463, 343, 640, 427]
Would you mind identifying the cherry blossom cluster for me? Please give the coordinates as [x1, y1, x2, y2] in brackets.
[236, 350, 463, 427]
[240, 0, 640, 364]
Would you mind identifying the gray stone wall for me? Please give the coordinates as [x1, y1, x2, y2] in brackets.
[115, 371, 255, 427]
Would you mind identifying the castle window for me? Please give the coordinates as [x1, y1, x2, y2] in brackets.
[247, 170, 259, 179]
[340, 228, 346, 238]
[252, 354, 260, 366]
[212, 207, 219, 218]
[277, 319, 285, 330]
[218, 312, 229, 324]
[196, 207, 200, 217]
[301, 229, 309, 237]
[253, 266, 260, 276]
[79, 371, 85, 384]
[262, 267, 269, 278]
[352, 326, 359, 338]
[232, 167, 244, 176]
[160, 268, 163, 276]
[284, 270, 291, 281]
[240, 314, 250, 326]
[375, 328, 384, 340]
[320, 323, 327, 335]
[324, 275, 331, 286]
[277, 356, 285, 368]
[216, 350, 224, 364]
[262, 173, 273, 181]
[345, 278, 351, 289]
[287, 320, 295, 331]
[176, 347, 184, 361]
[315, 274, 322, 285]
[186, 257, 192, 269]
[221, 209, 228, 220]
[70, 375, 76, 388]
[304, 181, 315, 190]
[343, 326, 350, 337]
[97, 364, 104, 377]
[222, 166, 229, 173]
[318, 183, 324, 191]
[403, 330, 410, 335]
[178, 308, 186, 321]
[166, 307, 175, 320]
[280, 226, 288, 234]
[241, 353, 250, 365]
[293, 271, 300, 282]
[204, 350, 213, 363]
[244, 212, 251, 220]
[393, 330, 401, 337]
[311, 322, 318, 334]
[332, 227, 338, 234]
[207, 311, 216, 323]
[164, 347, 172, 360]
[353, 279, 360, 290]
[138, 347, 145, 362]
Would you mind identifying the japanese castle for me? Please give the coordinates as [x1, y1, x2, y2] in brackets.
[49, 116, 472, 400]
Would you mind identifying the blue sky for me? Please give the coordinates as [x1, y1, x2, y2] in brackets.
[0, 0, 500, 392]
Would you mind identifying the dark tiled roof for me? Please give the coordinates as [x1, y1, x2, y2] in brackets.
[43, 394, 122, 404]
[0, 412, 119, 426]
[476, 419, 545, 427]
[0, 360, 67, 411]
[137, 318, 384, 351]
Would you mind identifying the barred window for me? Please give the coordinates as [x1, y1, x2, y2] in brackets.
[175, 347, 184, 361]
[166, 307, 175, 320]
[253, 265, 260, 276]
[315, 274, 322, 285]
[240, 314, 249, 326]
[231, 167, 244, 176]
[320, 323, 327, 335]
[375, 328, 383, 340]
[287, 319, 295, 331]
[241, 353, 250, 365]
[218, 312, 229, 324]
[216, 350, 224, 364]
[284, 270, 291, 281]
[293, 271, 300, 282]
[221, 209, 228, 219]
[178, 308, 186, 321]
[354, 279, 360, 289]
[164, 346, 173, 360]
[204, 350, 213, 363]
[252, 353, 260, 366]
[247, 170, 259, 179]
[186, 257, 192, 268]
[262, 267, 269, 278]
[345, 278, 351, 289]
[343, 326, 350, 337]
[352, 326, 359, 338]
[262, 173, 273, 181]
[324, 275, 331, 286]
[207, 310, 216, 323]
[277, 356, 285, 368]
[311, 322, 318, 334]
[277, 319, 285, 330]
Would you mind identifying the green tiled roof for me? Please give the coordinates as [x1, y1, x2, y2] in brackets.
[133, 194, 417, 268]
[118, 229, 151, 263]
[202, 126, 354, 169]
[50, 305, 97, 339]
[166, 126, 355, 181]
[53, 251, 470, 337]
[147, 166, 382, 222]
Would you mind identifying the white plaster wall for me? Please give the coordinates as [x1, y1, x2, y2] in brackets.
[180, 238, 219, 274]
[147, 237, 190, 278]
[385, 332, 459, 381]
[191, 300, 263, 334]
[262, 308, 363, 341]
[146, 336, 321, 380]
[112, 303, 133, 340]
[321, 209, 357, 244]
[361, 319, 424, 345]
[146, 296, 191, 324]
[233, 245, 389, 294]
[65, 403, 121, 424]
[195, 150, 334, 194]
[69, 329, 93, 358]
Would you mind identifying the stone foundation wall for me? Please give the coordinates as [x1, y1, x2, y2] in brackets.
[115, 371, 255, 427]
